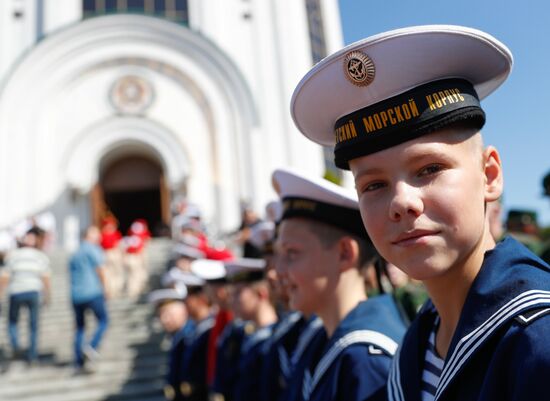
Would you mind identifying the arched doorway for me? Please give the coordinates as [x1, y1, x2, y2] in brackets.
[95, 155, 170, 236]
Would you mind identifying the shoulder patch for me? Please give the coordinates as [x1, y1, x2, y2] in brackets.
[368, 345, 384, 355]
[515, 307, 550, 326]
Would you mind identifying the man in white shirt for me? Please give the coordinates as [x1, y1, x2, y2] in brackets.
[0, 228, 51, 363]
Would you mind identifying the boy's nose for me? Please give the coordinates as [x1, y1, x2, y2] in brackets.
[388, 181, 423, 221]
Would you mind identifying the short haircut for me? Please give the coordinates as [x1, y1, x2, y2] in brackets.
[302, 219, 379, 269]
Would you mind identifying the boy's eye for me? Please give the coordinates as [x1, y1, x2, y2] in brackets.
[283, 249, 299, 262]
[418, 164, 443, 177]
[289, 249, 300, 258]
[359, 181, 386, 193]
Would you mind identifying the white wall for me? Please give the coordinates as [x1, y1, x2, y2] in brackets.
[0, 1, 345, 242]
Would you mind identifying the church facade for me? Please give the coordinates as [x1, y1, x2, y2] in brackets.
[0, 0, 343, 249]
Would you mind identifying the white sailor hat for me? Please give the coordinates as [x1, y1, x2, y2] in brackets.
[172, 243, 205, 260]
[225, 258, 267, 283]
[272, 167, 368, 238]
[291, 25, 513, 169]
[190, 259, 228, 284]
[148, 287, 187, 307]
[161, 268, 205, 294]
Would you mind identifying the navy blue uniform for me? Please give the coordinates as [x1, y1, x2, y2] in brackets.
[179, 316, 215, 401]
[165, 320, 196, 401]
[259, 312, 306, 401]
[304, 295, 407, 401]
[233, 323, 275, 401]
[211, 320, 249, 401]
[280, 316, 327, 401]
[388, 237, 550, 401]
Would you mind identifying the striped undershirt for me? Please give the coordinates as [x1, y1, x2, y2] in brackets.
[421, 318, 444, 401]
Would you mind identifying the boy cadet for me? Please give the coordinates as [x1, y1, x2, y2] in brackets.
[273, 167, 407, 401]
[148, 287, 195, 401]
[290, 25, 550, 400]
[225, 258, 279, 401]
[166, 270, 215, 401]
[256, 218, 312, 401]
[190, 259, 234, 394]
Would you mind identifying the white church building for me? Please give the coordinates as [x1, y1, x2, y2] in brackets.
[0, 0, 344, 249]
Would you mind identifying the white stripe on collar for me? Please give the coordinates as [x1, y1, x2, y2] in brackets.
[304, 330, 398, 400]
[435, 290, 550, 399]
[302, 369, 312, 401]
[272, 312, 302, 343]
[278, 345, 292, 378]
[195, 316, 215, 339]
[388, 345, 404, 401]
[241, 325, 273, 354]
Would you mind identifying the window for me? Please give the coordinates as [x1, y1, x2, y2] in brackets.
[82, 0, 189, 25]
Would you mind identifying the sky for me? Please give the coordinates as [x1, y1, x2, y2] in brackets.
[338, 0, 550, 227]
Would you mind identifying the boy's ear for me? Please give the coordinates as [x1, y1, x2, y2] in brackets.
[483, 145, 503, 202]
[338, 237, 360, 272]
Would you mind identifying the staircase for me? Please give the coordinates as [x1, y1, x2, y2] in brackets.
[0, 239, 173, 401]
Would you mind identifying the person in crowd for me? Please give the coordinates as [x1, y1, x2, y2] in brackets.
[69, 226, 109, 373]
[233, 204, 265, 258]
[123, 218, 151, 299]
[190, 259, 234, 393]
[149, 287, 195, 401]
[100, 214, 124, 298]
[0, 228, 51, 364]
[168, 243, 206, 273]
[260, 241, 311, 401]
[171, 198, 203, 241]
[170, 271, 215, 401]
[290, 24, 550, 400]
[273, 167, 407, 401]
[225, 258, 278, 401]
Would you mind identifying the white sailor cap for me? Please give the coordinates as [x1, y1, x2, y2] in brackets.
[190, 259, 228, 284]
[148, 287, 187, 307]
[225, 258, 267, 283]
[291, 25, 513, 169]
[184, 203, 202, 219]
[161, 268, 205, 294]
[172, 243, 205, 260]
[272, 167, 368, 238]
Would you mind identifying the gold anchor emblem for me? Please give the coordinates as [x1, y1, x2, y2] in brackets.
[344, 51, 375, 87]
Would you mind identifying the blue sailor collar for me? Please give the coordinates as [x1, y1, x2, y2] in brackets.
[389, 237, 550, 401]
[291, 316, 324, 366]
[241, 323, 275, 355]
[270, 311, 302, 345]
[304, 295, 406, 399]
[194, 315, 215, 341]
[449, 237, 550, 350]
[173, 319, 196, 346]
[328, 294, 406, 349]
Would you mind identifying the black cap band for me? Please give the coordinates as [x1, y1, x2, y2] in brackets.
[334, 78, 485, 169]
[229, 270, 265, 284]
[281, 196, 368, 238]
